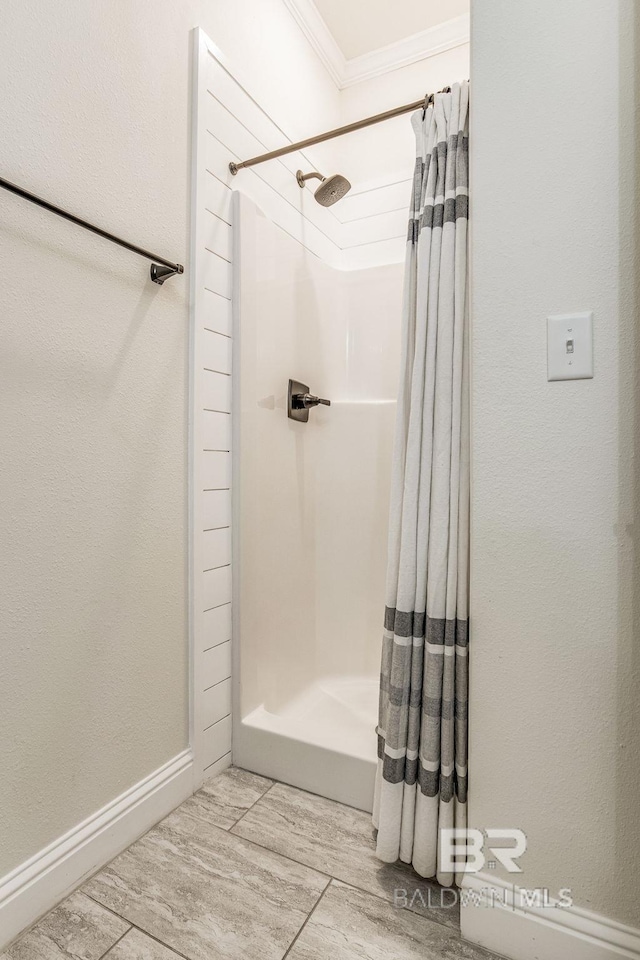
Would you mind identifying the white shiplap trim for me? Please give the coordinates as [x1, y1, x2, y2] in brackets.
[461, 872, 640, 960]
[190, 25, 411, 779]
[282, 0, 469, 89]
[0, 750, 193, 951]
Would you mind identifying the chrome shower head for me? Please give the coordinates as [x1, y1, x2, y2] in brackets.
[296, 170, 351, 207]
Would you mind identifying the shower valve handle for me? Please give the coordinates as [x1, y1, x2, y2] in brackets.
[301, 394, 331, 408]
[287, 380, 331, 422]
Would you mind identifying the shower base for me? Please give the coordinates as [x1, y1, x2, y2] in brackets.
[234, 675, 378, 812]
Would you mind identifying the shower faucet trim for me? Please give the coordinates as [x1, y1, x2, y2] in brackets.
[287, 379, 331, 422]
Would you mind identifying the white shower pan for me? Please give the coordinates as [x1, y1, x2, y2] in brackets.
[239, 677, 378, 811]
[232, 194, 402, 812]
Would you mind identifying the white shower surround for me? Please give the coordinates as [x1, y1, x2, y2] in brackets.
[190, 28, 416, 790]
[232, 192, 403, 811]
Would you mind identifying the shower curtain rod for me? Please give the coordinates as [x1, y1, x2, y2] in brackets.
[229, 87, 452, 174]
[0, 175, 185, 284]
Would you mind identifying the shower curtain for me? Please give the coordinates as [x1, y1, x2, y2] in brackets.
[373, 81, 470, 886]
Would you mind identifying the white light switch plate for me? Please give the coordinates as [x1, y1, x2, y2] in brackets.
[547, 312, 593, 381]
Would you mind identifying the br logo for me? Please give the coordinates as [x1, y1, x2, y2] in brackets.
[440, 829, 527, 873]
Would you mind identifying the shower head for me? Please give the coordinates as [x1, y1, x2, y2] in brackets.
[314, 173, 351, 207]
[296, 170, 351, 207]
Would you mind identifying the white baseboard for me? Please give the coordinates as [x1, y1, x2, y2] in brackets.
[0, 749, 193, 950]
[460, 872, 640, 960]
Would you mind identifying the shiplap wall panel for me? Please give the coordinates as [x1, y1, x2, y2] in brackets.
[203, 172, 233, 225]
[191, 29, 411, 783]
[202, 751, 232, 779]
[203, 566, 232, 611]
[202, 410, 231, 451]
[203, 679, 232, 729]
[210, 92, 409, 254]
[203, 148, 341, 266]
[202, 644, 231, 690]
[202, 451, 231, 489]
[202, 370, 232, 413]
[341, 236, 410, 270]
[203, 209, 233, 262]
[202, 290, 232, 336]
[204, 83, 409, 261]
[205, 56, 330, 186]
[340, 208, 407, 248]
[204, 99, 342, 246]
[336, 179, 411, 222]
[202, 490, 231, 529]
[202, 606, 232, 651]
[203, 54, 405, 252]
[202, 249, 232, 299]
[202, 715, 232, 769]
[203, 527, 232, 569]
[202, 330, 232, 374]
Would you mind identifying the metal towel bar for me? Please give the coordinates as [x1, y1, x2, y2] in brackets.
[0, 175, 184, 285]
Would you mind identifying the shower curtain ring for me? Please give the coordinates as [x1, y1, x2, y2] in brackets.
[422, 92, 434, 118]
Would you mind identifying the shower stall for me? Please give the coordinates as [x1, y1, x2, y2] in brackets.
[232, 192, 403, 811]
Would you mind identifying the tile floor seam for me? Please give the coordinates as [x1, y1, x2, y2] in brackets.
[82, 893, 137, 929]
[82, 823, 335, 957]
[223, 823, 333, 882]
[82, 897, 195, 960]
[116, 924, 195, 960]
[240, 772, 367, 817]
[96, 923, 133, 960]
[304, 875, 458, 934]
[227, 819, 457, 933]
[83, 826, 461, 955]
[86, 816, 454, 935]
[280, 877, 334, 960]
[159, 808, 336, 884]
[0, 890, 130, 958]
[224, 779, 277, 831]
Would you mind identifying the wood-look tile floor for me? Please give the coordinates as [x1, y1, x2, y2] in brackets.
[2, 768, 500, 960]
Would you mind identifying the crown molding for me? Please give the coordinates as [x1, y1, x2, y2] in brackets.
[282, 0, 469, 89]
[342, 14, 470, 87]
[281, 0, 346, 87]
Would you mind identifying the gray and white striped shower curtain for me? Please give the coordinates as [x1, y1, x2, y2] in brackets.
[373, 82, 470, 886]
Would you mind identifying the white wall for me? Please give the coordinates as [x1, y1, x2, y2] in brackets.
[469, 0, 640, 933]
[0, 0, 340, 893]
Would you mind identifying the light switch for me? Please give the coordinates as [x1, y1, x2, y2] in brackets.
[547, 312, 593, 381]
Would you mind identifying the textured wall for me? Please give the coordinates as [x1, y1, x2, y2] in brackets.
[470, 0, 640, 926]
[0, 0, 338, 879]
